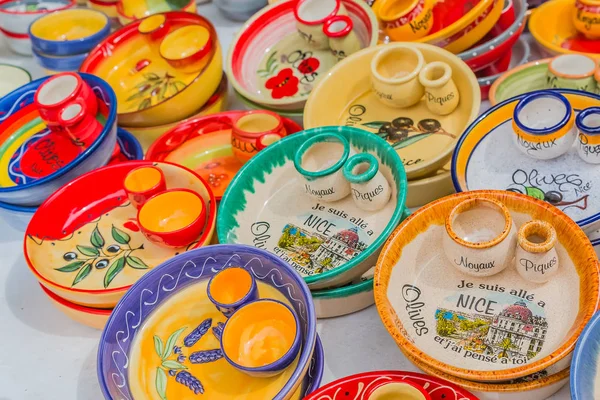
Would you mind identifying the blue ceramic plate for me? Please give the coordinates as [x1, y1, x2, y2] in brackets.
[571, 310, 600, 399]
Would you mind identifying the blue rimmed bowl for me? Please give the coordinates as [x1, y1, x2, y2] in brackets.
[571, 309, 600, 399]
[0, 72, 117, 207]
[28, 8, 110, 56]
[98, 244, 321, 400]
[0, 127, 142, 231]
[32, 46, 87, 74]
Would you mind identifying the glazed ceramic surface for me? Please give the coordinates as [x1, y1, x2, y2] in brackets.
[235, 89, 304, 127]
[571, 304, 600, 399]
[117, 0, 195, 25]
[32, 47, 87, 74]
[405, 162, 454, 208]
[304, 43, 480, 180]
[530, 0, 600, 57]
[304, 370, 478, 399]
[24, 161, 216, 308]
[0, 0, 74, 35]
[227, 0, 378, 110]
[80, 12, 222, 127]
[97, 245, 322, 400]
[146, 111, 302, 200]
[0, 73, 117, 207]
[489, 59, 552, 105]
[375, 190, 599, 381]
[453, 89, 600, 230]
[0, 64, 31, 97]
[311, 267, 375, 318]
[214, 0, 267, 21]
[218, 126, 408, 290]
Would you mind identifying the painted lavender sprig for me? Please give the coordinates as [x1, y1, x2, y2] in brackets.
[175, 370, 204, 395]
[183, 318, 212, 347]
[189, 349, 224, 364]
[212, 322, 225, 341]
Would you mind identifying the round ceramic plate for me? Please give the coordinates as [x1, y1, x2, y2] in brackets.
[453, 89, 600, 230]
[304, 43, 480, 180]
[145, 111, 302, 200]
[98, 245, 322, 400]
[304, 370, 477, 399]
[0, 64, 31, 97]
[24, 161, 216, 308]
[571, 306, 600, 400]
[529, 0, 600, 57]
[375, 190, 599, 381]
[227, 0, 378, 110]
[217, 126, 408, 290]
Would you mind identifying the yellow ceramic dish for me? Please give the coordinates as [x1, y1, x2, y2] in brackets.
[406, 162, 454, 208]
[530, 0, 600, 58]
[87, 0, 119, 20]
[40, 284, 112, 330]
[116, 0, 196, 25]
[29, 9, 107, 41]
[304, 43, 480, 180]
[573, 0, 600, 39]
[79, 12, 222, 128]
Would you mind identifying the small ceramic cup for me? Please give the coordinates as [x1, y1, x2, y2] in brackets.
[159, 25, 212, 74]
[512, 91, 577, 160]
[137, 14, 169, 43]
[34, 72, 98, 128]
[364, 379, 432, 400]
[57, 101, 103, 147]
[231, 110, 286, 163]
[123, 165, 167, 209]
[294, 0, 347, 50]
[443, 198, 517, 277]
[220, 299, 301, 377]
[546, 54, 597, 92]
[515, 220, 559, 283]
[576, 107, 600, 164]
[343, 153, 391, 212]
[207, 266, 259, 317]
[138, 189, 206, 247]
[370, 45, 425, 108]
[323, 15, 361, 60]
[573, 0, 600, 39]
[294, 132, 351, 202]
[377, 0, 434, 42]
[418, 61, 460, 115]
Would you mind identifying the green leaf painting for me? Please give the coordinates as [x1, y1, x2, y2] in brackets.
[112, 225, 131, 245]
[127, 256, 149, 269]
[56, 261, 85, 272]
[72, 264, 92, 286]
[162, 327, 187, 360]
[76, 245, 99, 257]
[154, 335, 164, 358]
[104, 257, 125, 288]
[161, 360, 187, 370]
[392, 133, 433, 149]
[127, 72, 186, 111]
[525, 186, 545, 201]
[91, 225, 105, 249]
[361, 121, 388, 129]
[155, 367, 167, 400]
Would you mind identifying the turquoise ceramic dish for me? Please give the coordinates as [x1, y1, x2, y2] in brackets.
[571, 308, 600, 399]
[217, 126, 409, 290]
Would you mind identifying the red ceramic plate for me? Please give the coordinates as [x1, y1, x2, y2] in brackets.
[303, 371, 478, 399]
[145, 111, 302, 200]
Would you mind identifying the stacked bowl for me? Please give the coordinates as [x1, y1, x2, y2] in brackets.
[29, 9, 111, 74]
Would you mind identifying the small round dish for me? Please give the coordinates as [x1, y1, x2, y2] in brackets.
[227, 0, 378, 111]
[159, 25, 212, 73]
[0, 0, 75, 35]
[489, 58, 552, 105]
[87, 0, 118, 21]
[0, 64, 31, 97]
[32, 46, 87, 74]
[478, 37, 530, 100]
[116, 0, 195, 25]
[24, 161, 217, 308]
[571, 302, 600, 399]
[29, 8, 110, 56]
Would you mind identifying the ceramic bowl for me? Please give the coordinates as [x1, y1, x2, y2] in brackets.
[489, 58, 551, 105]
[530, 0, 600, 58]
[0, 29, 32, 54]
[145, 111, 302, 200]
[32, 46, 87, 74]
[97, 245, 322, 399]
[478, 37, 530, 100]
[235, 89, 304, 127]
[453, 89, 600, 230]
[0, 128, 142, 232]
[24, 161, 217, 308]
[87, 0, 118, 23]
[0, 64, 31, 97]
[116, 0, 195, 25]
[304, 370, 478, 400]
[217, 126, 410, 290]
[0, 73, 117, 207]
[304, 43, 480, 180]
[312, 267, 375, 319]
[375, 189, 599, 381]
[0, 0, 74, 35]
[29, 8, 110, 56]
[214, 0, 268, 21]
[80, 12, 223, 128]
[227, 0, 378, 111]
[571, 305, 600, 399]
[40, 283, 112, 330]
[125, 72, 228, 152]
[457, 0, 526, 72]
[405, 163, 454, 209]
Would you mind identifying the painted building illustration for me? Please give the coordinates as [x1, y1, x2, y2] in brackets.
[313, 227, 365, 269]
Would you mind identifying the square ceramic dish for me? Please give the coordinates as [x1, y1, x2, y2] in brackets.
[97, 245, 322, 400]
[303, 43, 480, 180]
[217, 126, 409, 290]
[374, 190, 599, 382]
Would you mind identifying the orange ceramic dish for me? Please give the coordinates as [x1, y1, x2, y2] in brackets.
[40, 284, 112, 330]
[116, 0, 196, 26]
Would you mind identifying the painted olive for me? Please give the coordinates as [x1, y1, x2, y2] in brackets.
[96, 259, 109, 269]
[544, 191, 563, 205]
[106, 245, 121, 253]
[63, 252, 77, 261]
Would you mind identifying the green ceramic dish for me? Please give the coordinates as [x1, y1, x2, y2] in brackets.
[217, 126, 409, 290]
[489, 59, 551, 105]
[312, 274, 374, 319]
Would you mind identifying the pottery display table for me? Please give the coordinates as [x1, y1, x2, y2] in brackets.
[0, 3, 571, 399]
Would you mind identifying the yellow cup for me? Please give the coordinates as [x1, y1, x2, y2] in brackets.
[573, 0, 600, 39]
[378, 0, 434, 42]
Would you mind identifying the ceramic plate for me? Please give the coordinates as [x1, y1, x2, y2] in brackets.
[304, 370, 477, 399]
[227, 0, 378, 110]
[375, 190, 599, 381]
[145, 111, 302, 200]
[304, 43, 480, 180]
[218, 126, 409, 290]
[98, 245, 322, 400]
[571, 305, 600, 399]
[530, 0, 600, 57]
[24, 161, 216, 308]
[0, 64, 30, 97]
[453, 89, 600, 230]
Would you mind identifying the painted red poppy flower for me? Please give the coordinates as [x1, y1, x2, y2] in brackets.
[298, 57, 320, 74]
[265, 68, 299, 99]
